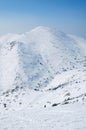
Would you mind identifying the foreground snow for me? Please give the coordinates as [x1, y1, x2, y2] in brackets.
[0, 67, 86, 130]
[0, 101, 86, 130]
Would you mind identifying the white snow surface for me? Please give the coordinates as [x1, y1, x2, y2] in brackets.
[0, 26, 86, 130]
[0, 26, 86, 92]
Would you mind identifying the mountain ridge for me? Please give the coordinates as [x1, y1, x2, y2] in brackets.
[0, 26, 86, 92]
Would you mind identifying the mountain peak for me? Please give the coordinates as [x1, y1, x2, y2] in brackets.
[30, 26, 54, 35]
[0, 26, 86, 92]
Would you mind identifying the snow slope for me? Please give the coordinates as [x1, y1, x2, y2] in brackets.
[0, 26, 86, 92]
[0, 26, 86, 130]
[0, 70, 86, 130]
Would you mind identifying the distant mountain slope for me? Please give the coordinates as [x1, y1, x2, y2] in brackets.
[0, 26, 86, 92]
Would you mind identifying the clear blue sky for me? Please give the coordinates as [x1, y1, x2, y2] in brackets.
[0, 0, 86, 38]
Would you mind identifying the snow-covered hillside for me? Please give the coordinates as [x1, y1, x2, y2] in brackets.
[0, 26, 86, 92]
[0, 26, 86, 130]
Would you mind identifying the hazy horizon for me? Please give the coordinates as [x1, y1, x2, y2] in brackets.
[0, 0, 86, 38]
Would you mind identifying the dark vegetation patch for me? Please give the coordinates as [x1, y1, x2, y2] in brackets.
[48, 82, 69, 91]
[52, 103, 60, 107]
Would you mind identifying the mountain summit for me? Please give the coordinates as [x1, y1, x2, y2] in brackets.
[0, 26, 86, 92]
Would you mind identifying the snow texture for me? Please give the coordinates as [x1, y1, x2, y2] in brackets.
[0, 26, 86, 130]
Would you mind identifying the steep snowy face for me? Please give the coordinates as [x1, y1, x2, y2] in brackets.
[0, 40, 52, 92]
[0, 41, 19, 91]
[0, 26, 86, 92]
[27, 26, 86, 74]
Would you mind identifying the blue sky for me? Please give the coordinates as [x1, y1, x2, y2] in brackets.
[0, 0, 86, 38]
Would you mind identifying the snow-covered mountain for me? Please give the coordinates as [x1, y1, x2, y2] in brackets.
[0, 26, 86, 92]
[0, 26, 86, 130]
